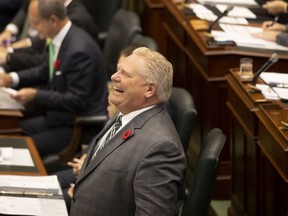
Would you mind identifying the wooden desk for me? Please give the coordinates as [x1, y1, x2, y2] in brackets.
[0, 135, 47, 176]
[227, 70, 288, 216]
[143, 0, 288, 199]
[0, 110, 22, 133]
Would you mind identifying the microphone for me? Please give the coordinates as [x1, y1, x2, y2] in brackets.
[251, 53, 279, 85]
[208, 5, 233, 33]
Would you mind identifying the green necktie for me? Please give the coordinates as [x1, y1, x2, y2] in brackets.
[47, 38, 54, 82]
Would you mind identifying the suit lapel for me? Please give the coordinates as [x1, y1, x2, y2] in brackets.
[76, 104, 165, 184]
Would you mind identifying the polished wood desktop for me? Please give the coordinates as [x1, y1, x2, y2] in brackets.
[143, 0, 288, 199]
[227, 70, 288, 216]
[0, 135, 47, 176]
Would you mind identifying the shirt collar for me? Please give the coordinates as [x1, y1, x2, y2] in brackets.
[52, 20, 72, 49]
[65, 0, 72, 7]
[120, 105, 156, 127]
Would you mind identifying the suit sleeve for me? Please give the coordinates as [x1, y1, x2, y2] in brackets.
[276, 32, 288, 47]
[134, 141, 187, 216]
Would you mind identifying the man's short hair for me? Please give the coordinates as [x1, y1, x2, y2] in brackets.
[37, 0, 67, 20]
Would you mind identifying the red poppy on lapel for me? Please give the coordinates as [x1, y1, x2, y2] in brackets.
[54, 59, 60, 70]
[122, 130, 132, 140]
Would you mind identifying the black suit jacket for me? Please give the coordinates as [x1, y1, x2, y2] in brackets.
[5, 0, 100, 71]
[16, 24, 107, 127]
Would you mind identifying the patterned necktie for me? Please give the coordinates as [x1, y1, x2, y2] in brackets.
[91, 115, 122, 160]
[104, 115, 122, 143]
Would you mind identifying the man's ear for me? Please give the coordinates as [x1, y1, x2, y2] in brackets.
[144, 83, 157, 98]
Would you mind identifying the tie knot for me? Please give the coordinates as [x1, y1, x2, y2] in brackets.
[115, 115, 122, 124]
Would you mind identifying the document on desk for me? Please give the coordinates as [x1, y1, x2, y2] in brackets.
[0, 148, 34, 167]
[0, 175, 61, 194]
[0, 175, 68, 215]
[197, 0, 258, 6]
[0, 196, 68, 216]
[260, 72, 288, 87]
[216, 5, 256, 19]
[0, 87, 25, 110]
[212, 24, 288, 51]
[187, 3, 249, 24]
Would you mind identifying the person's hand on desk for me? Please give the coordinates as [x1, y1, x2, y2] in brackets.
[262, 21, 286, 31]
[0, 30, 13, 46]
[11, 88, 37, 104]
[262, 1, 288, 15]
[0, 73, 12, 86]
[251, 30, 280, 41]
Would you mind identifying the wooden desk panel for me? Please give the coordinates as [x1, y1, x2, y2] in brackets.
[0, 135, 47, 176]
[0, 110, 22, 133]
[227, 71, 288, 216]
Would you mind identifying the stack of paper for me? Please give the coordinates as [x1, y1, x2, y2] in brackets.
[255, 84, 279, 100]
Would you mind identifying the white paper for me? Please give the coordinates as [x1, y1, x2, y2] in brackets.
[0, 175, 61, 194]
[0, 87, 25, 110]
[197, 0, 258, 6]
[272, 87, 288, 101]
[0, 148, 34, 167]
[260, 72, 288, 87]
[216, 5, 256, 19]
[0, 196, 68, 216]
[212, 24, 288, 51]
[255, 84, 279, 100]
[0, 196, 41, 215]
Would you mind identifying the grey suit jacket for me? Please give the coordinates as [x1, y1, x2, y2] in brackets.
[70, 104, 187, 216]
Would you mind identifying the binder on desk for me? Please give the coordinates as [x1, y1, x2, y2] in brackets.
[0, 175, 68, 216]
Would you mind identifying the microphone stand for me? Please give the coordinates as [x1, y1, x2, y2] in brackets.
[206, 6, 235, 46]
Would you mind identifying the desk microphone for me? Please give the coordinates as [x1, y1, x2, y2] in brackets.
[251, 53, 279, 85]
[208, 5, 233, 33]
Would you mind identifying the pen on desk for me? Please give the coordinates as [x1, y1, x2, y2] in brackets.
[267, 15, 279, 27]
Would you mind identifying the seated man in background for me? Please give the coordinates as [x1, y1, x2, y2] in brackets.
[69, 47, 187, 216]
[0, 0, 107, 157]
[0, 0, 99, 71]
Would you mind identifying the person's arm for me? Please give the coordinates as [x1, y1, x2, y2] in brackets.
[262, 1, 288, 15]
[276, 32, 288, 46]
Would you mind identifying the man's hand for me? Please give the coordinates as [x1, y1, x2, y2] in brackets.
[251, 30, 280, 42]
[11, 88, 37, 104]
[0, 48, 8, 65]
[67, 183, 75, 198]
[0, 31, 13, 46]
[262, 21, 286, 31]
[0, 73, 12, 87]
[262, 1, 287, 15]
[67, 154, 87, 176]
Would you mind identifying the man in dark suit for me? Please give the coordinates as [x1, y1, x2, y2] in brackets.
[69, 47, 187, 216]
[0, 0, 107, 156]
[0, 0, 100, 71]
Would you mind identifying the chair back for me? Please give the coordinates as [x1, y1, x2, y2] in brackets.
[81, 0, 123, 33]
[102, 9, 142, 77]
[181, 128, 226, 216]
[165, 87, 197, 153]
[130, 34, 158, 51]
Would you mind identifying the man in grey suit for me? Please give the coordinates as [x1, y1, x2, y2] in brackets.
[69, 47, 187, 216]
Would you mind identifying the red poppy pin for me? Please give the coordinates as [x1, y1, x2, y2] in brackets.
[122, 130, 132, 140]
[54, 59, 60, 70]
